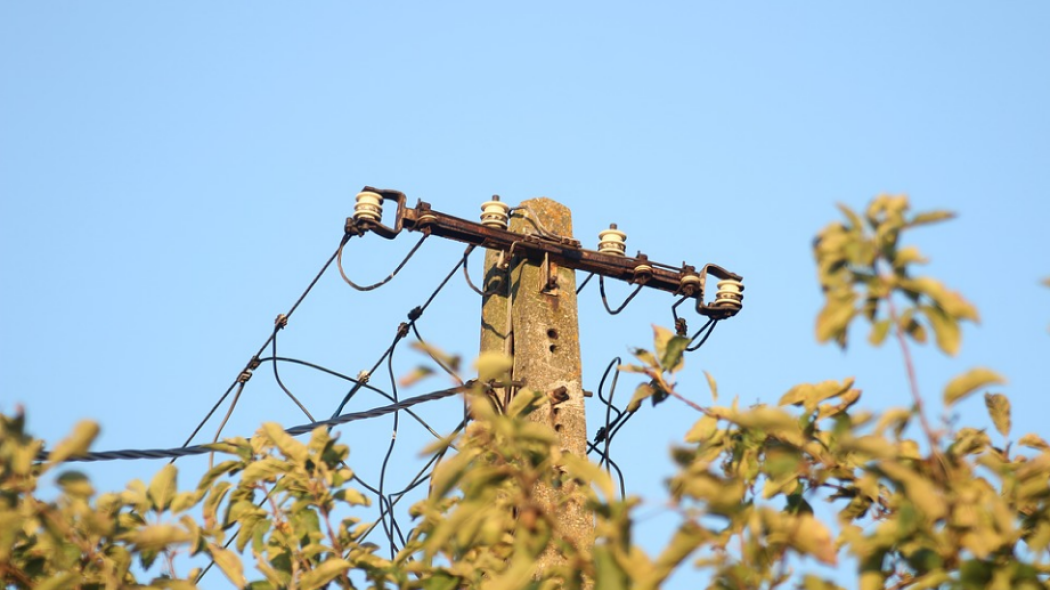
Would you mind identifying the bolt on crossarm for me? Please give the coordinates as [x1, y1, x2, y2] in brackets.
[345, 187, 745, 580]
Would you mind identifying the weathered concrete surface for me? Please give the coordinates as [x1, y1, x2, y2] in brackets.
[480, 198, 593, 573]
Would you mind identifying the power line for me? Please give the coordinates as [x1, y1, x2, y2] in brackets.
[39, 386, 466, 464]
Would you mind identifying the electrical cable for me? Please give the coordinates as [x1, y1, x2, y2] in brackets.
[599, 275, 644, 315]
[338, 234, 428, 291]
[175, 238, 347, 458]
[270, 328, 316, 422]
[576, 272, 594, 295]
[257, 356, 444, 441]
[687, 318, 719, 352]
[40, 386, 466, 463]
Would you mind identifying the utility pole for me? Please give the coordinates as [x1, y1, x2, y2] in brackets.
[480, 198, 592, 571]
[347, 186, 743, 578]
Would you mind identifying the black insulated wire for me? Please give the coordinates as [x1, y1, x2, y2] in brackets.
[338, 233, 428, 291]
[599, 275, 644, 315]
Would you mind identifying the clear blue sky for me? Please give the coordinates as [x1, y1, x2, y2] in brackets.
[2, 3, 1048, 588]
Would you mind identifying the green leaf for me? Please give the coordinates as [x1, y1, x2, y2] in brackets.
[208, 544, 246, 587]
[922, 304, 961, 356]
[983, 393, 1011, 438]
[816, 292, 857, 345]
[594, 544, 628, 590]
[684, 415, 719, 444]
[299, 558, 350, 590]
[908, 209, 956, 227]
[46, 420, 99, 464]
[398, 366, 434, 388]
[703, 371, 718, 402]
[626, 382, 657, 413]
[943, 368, 1006, 406]
[127, 524, 192, 552]
[35, 572, 79, 590]
[260, 422, 308, 463]
[474, 351, 512, 383]
[653, 325, 689, 373]
[56, 470, 94, 498]
[1017, 433, 1049, 451]
[868, 318, 891, 346]
[148, 464, 177, 512]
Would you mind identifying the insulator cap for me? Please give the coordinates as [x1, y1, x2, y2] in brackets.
[354, 191, 384, 223]
[480, 196, 510, 229]
[713, 279, 745, 310]
[680, 273, 702, 295]
[598, 224, 627, 256]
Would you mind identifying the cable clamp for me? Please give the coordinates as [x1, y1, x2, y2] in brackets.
[237, 370, 253, 384]
[356, 370, 370, 384]
[396, 322, 410, 339]
[248, 356, 261, 370]
[407, 306, 423, 321]
[274, 314, 288, 330]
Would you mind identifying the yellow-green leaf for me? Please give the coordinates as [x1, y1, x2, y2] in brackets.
[299, 558, 351, 590]
[1017, 433, 1049, 451]
[703, 371, 718, 402]
[684, 414, 719, 444]
[922, 304, 961, 356]
[46, 420, 99, 464]
[474, 351, 512, 383]
[943, 368, 1006, 406]
[147, 464, 177, 512]
[260, 422, 308, 463]
[983, 392, 1011, 438]
[398, 366, 434, 388]
[208, 544, 246, 587]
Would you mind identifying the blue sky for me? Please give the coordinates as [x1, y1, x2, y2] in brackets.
[2, 2, 1049, 587]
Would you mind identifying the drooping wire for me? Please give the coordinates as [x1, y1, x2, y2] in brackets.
[460, 245, 487, 296]
[338, 234, 428, 291]
[599, 275, 644, 315]
[175, 237, 348, 459]
[259, 356, 444, 440]
[271, 327, 316, 422]
[377, 341, 404, 557]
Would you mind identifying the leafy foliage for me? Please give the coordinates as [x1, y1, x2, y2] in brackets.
[2, 195, 1048, 589]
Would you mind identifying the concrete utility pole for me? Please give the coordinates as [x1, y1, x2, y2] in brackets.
[480, 198, 593, 570]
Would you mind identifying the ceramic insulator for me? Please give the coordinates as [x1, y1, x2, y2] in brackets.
[354, 191, 383, 222]
[714, 279, 745, 310]
[480, 197, 510, 229]
[598, 224, 627, 255]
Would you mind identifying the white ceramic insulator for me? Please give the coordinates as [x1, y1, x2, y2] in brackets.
[354, 191, 384, 222]
[598, 225, 628, 255]
[714, 279, 745, 309]
[480, 200, 511, 229]
[680, 274, 701, 292]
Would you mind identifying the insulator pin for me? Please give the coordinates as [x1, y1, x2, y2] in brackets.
[354, 191, 384, 223]
[680, 273, 702, 295]
[480, 196, 510, 229]
[598, 224, 627, 256]
[713, 279, 745, 310]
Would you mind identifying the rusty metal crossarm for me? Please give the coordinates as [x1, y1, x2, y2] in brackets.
[347, 188, 743, 318]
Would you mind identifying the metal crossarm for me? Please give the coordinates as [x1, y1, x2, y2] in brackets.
[346, 186, 744, 318]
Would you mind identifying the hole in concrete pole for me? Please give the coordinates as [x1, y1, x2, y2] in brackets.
[549, 344, 557, 353]
[547, 328, 558, 339]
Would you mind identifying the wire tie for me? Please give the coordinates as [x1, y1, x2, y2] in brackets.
[238, 370, 253, 384]
[675, 317, 688, 336]
[275, 314, 288, 330]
